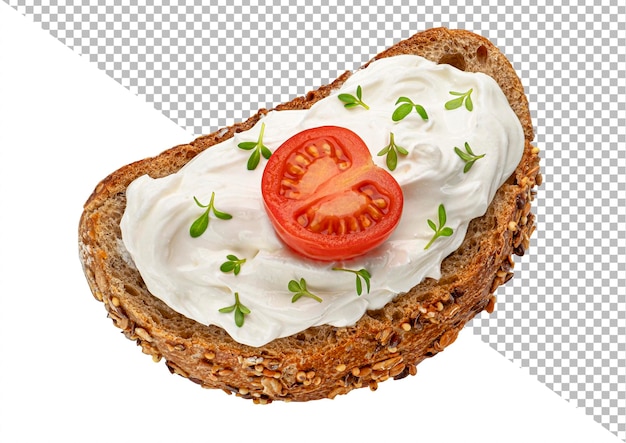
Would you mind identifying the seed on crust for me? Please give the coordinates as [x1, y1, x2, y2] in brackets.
[372, 356, 403, 371]
[296, 371, 307, 383]
[261, 377, 283, 396]
[438, 328, 459, 349]
[134, 327, 153, 342]
[335, 363, 347, 372]
[485, 295, 497, 314]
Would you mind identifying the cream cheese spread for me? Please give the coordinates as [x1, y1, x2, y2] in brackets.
[120, 55, 524, 347]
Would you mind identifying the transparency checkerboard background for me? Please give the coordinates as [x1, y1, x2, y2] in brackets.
[7, 0, 624, 439]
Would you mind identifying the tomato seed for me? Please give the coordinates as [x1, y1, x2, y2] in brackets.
[305, 144, 320, 157]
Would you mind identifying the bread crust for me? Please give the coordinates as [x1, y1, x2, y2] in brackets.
[79, 28, 540, 402]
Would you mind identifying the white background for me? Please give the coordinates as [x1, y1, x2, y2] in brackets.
[0, 4, 621, 442]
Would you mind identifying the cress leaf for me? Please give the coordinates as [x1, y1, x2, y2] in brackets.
[338, 93, 357, 104]
[356, 85, 363, 100]
[288, 280, 302, 293]
[386, 147, 398, 171]
[427, 219, 437, 231]
[377, 145, 390, 156]
[440, 227, 454, 237]
[395, 96, 414, 105]
[454, 146, 472, 161]
[358, 269, 372, 279]
[247, 149, 261, 170]
[363, 274, 371, 293]
[465, 94, 473, 111]
[396, 144, 409, 155]
[438, 204, 447, 227]
[356, 277, 362, 296]
[237, 141, 257, 150]
[213, 207, 233, 220]
[220, 261, 236, 272]
[261, 145, 272, 159]
[193, 196, 209, 208]
[445, 96, 464, 110]
[234, 308, 244, 327]
[415, 104, 429, 120]
[190, 212, 209, 238]
[392, 103, 413, 121]
[218, 305, 235, 313]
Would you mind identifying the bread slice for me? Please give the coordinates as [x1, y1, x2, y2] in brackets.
[79, 28, 540, 402]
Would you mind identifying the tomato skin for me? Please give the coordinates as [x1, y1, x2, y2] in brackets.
[262, 126, 403, 261]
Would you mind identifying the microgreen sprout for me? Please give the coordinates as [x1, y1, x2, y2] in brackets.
[424, 204, 454, 250]
[288, 278, 323, 303]
[189, 192, 232, 238]
[445, 89, 473, 111]
[237, 122, 272, 170]
[377, 132, 409, 171]
[332, 267, 372, 296]
[218, 292, 251, 327]
[220, 254, 246, 275]
[454, 142, 486, 173]
[392, 97, 428, 122]
[338, 85, 370, 110]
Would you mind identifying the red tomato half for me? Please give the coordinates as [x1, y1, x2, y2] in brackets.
[261, 126, 404, 261]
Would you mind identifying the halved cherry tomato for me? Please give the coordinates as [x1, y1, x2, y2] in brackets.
[261, 126, 403, 261]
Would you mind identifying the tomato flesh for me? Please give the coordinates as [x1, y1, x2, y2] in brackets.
[261, 126, 403, 261]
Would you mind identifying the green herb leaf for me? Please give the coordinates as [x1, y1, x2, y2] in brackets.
[338, 93, 357, 104]
[234, 309, 244, 327]
[438, 203, 447, 227]
[454, 142, 485, 173]
[189, 192, 232, 238]
[219, 292, 250, 327]
[415, 104, 429, 120]
[220, 261, 236, 273]
[377, 132, 408, 171]
[189, 211, 209, 238]
[261, 145, 272, 159]
[220, 254, 246, 275]
[288, 279, 301, 293]
[424, 204, 454, 250]
[392, 103, 413, 122]
[288, 278, 323, 303]
[332, 267, 372, 296]
[465, 94, 473, 111]
[237, 141, 257, 150]
[445, 89, 473, 111]
[444, 96, 464, 110]
[338, 85, 370, 110]
[440, 227, 454, 237]
[236, 122, 272, 170]
[392, 97, 428, 122]
[395, 96, 414, 105]
[247, 148, 261, 170]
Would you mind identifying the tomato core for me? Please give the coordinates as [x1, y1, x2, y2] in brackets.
[261, 126, 403, 261]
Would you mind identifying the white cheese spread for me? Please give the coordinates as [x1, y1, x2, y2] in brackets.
[120, 55, 524, 347]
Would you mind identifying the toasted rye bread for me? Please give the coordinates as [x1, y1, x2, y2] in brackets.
[79, 28, 540, 402]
